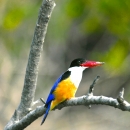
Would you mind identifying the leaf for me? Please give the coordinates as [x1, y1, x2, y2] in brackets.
[3, 7, 25, 30]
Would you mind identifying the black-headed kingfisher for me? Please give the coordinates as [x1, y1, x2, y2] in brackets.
[41, 58, 104, 125]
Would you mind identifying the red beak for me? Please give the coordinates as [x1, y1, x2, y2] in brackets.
[81, 61, 104, 68]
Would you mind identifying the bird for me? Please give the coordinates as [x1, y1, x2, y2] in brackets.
[41, 58, 104, 125]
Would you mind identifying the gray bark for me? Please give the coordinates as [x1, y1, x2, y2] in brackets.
[4, 92, 130, 130]
[4, 0, 55, 129]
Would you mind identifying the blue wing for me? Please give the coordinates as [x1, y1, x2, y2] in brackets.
[46, 70, 71, 105]
[41, 102, 51, 125]
[41, 75, 63, 125]
[45, 75, 63, 105]
[46, 70, 71, 102]
[41, 71, 71, 125]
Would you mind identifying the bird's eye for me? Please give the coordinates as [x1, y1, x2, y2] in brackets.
[78, 61, 81, 64]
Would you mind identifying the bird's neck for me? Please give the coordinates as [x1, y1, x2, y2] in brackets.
[68, 67, 86, 88]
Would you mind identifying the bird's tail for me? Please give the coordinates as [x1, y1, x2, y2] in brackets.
[41, 103, 51, 125]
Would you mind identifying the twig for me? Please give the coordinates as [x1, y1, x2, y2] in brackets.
[40, 98, 46, 104]
[117, 88, 128, 109]
[32, 98, 45, 107]
[87, 76, 100, 108]
[88, 76, 100, 95]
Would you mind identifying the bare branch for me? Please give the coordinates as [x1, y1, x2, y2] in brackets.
[59, 96, 130, 110]
[32, 99, 42, 107]
[17, 0, 56, 117]
[32, 98, 45, 107]
[4, 0, 55, 129]
[117, 88, 130, 110]
[88, 76, 100, 95]
[117, 87, 124, 103]
[87, 76, 100, 108]
[4, 94, 130, 130]
[40, 98, 46, 104]
[4, 76, 130, 129]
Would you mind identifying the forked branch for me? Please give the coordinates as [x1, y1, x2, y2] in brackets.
[5, 76, 130, 130]
[4, 0, 56, 130]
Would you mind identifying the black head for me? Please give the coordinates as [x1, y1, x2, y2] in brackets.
[70, 58, 105, 68]
[70, 58, 86, 67]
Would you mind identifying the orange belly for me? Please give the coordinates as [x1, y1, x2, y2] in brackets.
[50, 78, 77, 110]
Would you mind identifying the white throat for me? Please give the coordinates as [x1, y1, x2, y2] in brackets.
[68, 66, 87, 88]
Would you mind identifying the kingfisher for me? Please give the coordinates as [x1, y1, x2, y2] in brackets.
[41, 58, 104, 125]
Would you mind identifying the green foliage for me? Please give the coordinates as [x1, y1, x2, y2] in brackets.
[66, 0, 87, 18]
[3, 7, 25, 30]
[0, 0, 40, 56]
[99, 0, 130, 37]
[100, 41, 130, 74]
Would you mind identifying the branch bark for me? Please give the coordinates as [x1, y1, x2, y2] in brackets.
[5, 76, 130, 130]
[4, 89, 130, 130]
[4, 0, 55, 130]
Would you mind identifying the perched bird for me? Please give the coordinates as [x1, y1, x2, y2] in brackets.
[41, 58, 104, 125]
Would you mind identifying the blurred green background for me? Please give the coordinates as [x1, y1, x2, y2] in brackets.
[1, 0, 130, 129]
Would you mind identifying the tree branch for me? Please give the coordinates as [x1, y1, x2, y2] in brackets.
[4, 94, 130, 130]
[88, 75, 100, 95]
[4, 0, 55, 129]
[5, 77, 130, 130]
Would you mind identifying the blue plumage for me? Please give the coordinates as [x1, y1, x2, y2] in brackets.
[41, 75, 63, 125]
[41, 102, 51, 125]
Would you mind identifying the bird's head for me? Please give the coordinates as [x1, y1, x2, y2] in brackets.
[70, 58, 104, 69]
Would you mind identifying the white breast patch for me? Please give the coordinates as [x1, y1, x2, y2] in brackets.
[68, 67, 85, 88]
